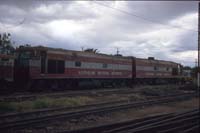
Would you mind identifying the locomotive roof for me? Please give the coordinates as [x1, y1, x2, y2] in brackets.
[16, 46, 133, 60]
[136, 57, 180, 65]
[16, 46, 181, 66]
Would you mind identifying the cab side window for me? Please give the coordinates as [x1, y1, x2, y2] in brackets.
[48, 60, 65, 74]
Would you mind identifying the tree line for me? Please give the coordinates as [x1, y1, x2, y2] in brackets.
[0, 33, 15, 54]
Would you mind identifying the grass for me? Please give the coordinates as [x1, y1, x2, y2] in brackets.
[0, 96, 93, 113]
[139, 85, 182, 96]
[130, 93, 146, 100]
[0, 85, 189, 113]
[0, 102, 15, 112]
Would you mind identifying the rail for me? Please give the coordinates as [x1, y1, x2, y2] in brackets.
[0, 92, 197, 131]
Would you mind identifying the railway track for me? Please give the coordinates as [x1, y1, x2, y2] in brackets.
[0, 100, 127, 124]
[0, 92, 197, 131]
[0, 85, 193, 102]
[63, 108, 199, 133]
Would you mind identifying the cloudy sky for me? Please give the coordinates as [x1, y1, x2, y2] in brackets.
[0, 0, 198, 67]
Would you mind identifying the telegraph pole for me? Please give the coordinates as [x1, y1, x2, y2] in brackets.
[198, 2, 200, 88]
[116, 47, 119, 55]
[195, 59, 198, 67]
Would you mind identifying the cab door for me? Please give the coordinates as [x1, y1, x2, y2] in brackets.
[40, 51, 46, 74]
[14, 51, 31, 84]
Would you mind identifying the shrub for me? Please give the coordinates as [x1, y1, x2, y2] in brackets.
[33, 98, 50, 109]
[0, 102, 15, 113]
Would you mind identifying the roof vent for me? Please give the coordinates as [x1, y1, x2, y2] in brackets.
[148, 57, 155, 60]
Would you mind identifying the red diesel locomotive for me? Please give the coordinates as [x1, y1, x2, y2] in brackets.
[0, 46, 183, 91]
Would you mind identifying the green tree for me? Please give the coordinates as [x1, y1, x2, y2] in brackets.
[0, 33, 15, 54]
[183, 66, 191, 70]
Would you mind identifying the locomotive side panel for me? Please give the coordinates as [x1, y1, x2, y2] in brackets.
[28, 48, 133, 80]
[0, 54, 14, 82]
[29, 59, 41, 78]
[135, 58, 180, 79]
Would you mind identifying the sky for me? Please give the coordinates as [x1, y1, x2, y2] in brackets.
[0, 0, 198, 67]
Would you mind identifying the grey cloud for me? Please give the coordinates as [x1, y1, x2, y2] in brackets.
[125, 1, 197, 23]
[0, 0, 72, 10]
[0, 1, 97, 24]
[0, 1, 198, 67]
[172, 31, 197, 52]
[29, 3, 98, 23]
[92, 1, 197, 35]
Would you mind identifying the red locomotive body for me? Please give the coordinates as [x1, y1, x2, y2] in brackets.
[29, 47, 132, 79]
[15, 46, 133, 89]
[0, 46, 184, 91]
[133, 57, 183, 84]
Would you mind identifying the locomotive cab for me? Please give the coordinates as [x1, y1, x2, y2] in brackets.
[0, 54, 15, 82]
[14, 47, 47, 87]
[15, 49, 33, 85]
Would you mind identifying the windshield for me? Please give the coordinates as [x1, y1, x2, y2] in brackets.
[15, 50, 33, 67]
[18, 51, 33, 59]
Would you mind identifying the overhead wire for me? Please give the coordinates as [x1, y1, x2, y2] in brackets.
[93, 1, 198, 33]
[92, 1, 198, 66]
[0, 18, 26, 31]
